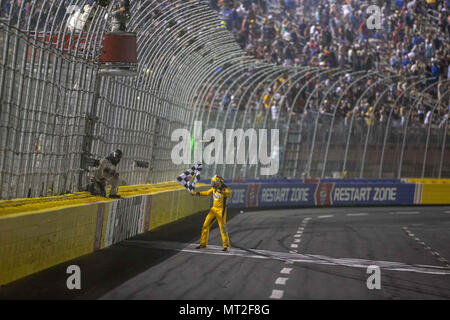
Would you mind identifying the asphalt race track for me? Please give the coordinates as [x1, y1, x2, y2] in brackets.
[1, 206, 450, 300]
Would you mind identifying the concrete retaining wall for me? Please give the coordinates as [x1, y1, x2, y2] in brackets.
[0, 184, 209, 285]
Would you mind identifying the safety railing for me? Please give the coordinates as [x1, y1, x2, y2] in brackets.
[0, 0, 448, 200]
[0, 0, 246, 199]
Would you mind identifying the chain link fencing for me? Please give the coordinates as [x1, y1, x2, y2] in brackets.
[0, 0, 448, 200]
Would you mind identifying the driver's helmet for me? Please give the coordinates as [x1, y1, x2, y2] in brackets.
[211, 175, 224, 189]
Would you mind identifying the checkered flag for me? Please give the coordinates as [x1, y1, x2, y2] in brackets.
[177, 163, 203, 192]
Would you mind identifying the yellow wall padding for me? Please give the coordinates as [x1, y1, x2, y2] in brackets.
[0, 182, 210, 285]
[421, 184, 450, 204]
[406, 179, 450, 185]
[0, 205, 98, 285]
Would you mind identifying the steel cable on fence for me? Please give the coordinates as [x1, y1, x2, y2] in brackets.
[6, 1, 132, 194]
[378, 77, 444, 178]
[286, 68, 353, 178]
[355, 74, 421, 178]
[101, 7, 229, 182]
[217, 64, 308, 179]
[278, 67, 341, 178]
[1, 0, 448, 199]
[105, 0, 246, 183]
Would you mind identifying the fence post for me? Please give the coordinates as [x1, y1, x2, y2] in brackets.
[79, 74, 102, 191]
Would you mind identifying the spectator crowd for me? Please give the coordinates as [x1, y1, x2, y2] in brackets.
[204, 0, 450, 130]
[1, 0, 71, 29]
[1, 0, 449, 130]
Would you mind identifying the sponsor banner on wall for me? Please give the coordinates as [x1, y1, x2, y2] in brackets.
[259, 184, 316, 207]
[315, 183, 334, 206]
[227, 183, 316, 208]
[228, 185, 248, 208]
[226, 182, 416, 208]
[331, 183, 415, 205]
[246, 183, 260, 208]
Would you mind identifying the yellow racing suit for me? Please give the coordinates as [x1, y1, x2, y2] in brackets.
[198, 186, 231, 248]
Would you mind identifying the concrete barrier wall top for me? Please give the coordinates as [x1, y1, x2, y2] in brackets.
[0, 182, 209, 286]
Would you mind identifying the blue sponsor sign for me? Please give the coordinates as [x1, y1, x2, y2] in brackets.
[258, 184, 316, 207]
[227, 185, 248, 208]
[330, 183, 415, 205]
[225, 180, 416, 208]
[227, 183, 316, 208]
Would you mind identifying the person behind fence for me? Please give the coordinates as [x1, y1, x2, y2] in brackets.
[88, 149, 123, 198]
[191, 175, 231, 252]
[67, 0, 96, 32]
[111, 0, 130, 32]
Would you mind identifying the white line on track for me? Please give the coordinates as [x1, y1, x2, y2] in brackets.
[445, 211, 450, 214]
[317, 215, 334, 219]
[124, 240, 450, 275]
[391, 211, 420, 215]
[270, 290, 284, 299]
[273, 217, 310, 299]
[346, 213, 369, 216]
[275, 277, 289, 285]
[280, 268, 292, 275]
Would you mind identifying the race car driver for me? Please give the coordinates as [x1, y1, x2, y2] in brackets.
[191, 175, 231, 252]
